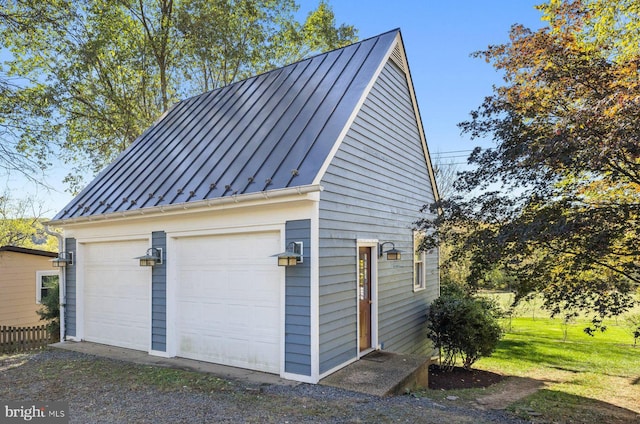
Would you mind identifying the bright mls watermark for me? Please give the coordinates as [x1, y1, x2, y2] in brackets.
[0, 402, 68, 423]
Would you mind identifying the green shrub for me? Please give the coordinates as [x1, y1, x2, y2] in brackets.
[427, 290, 503, 370]
[37, 281, 60, 341]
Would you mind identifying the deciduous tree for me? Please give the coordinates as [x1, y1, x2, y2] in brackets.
[0, 0, 356, 192]
[0, 192, 59, 251]
[418, 0, 639, 333]
[0, 1, 57, 182]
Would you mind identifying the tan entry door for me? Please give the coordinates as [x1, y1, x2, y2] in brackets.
[358, 247, 372, 351]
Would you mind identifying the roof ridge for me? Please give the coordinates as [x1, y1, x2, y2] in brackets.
[177, 29, 401, 106]
[284, 28, 400, 71]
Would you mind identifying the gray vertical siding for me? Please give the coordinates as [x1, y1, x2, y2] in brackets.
[151, 231, 167, 351]
[64, 238, 77, 338]
[284, 220, 312, 376]
[318, 59, 439, 372]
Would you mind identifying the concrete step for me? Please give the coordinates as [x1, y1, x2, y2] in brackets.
[320, 351, 432, 396]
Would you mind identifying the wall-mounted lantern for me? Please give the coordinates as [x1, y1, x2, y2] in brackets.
[51, 251, 74, 268]
[379, 242, 402, 261]
[273, 241, 303, 266]
[135, 247, 163, 267]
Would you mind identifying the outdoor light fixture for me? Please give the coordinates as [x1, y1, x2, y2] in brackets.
[51, 251, 74, 268]
[135, 247, 163, 267]
[379, 242, 402, 261]
[273, 241, 303, 266]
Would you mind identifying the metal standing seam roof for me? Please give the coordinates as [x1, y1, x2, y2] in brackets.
[52, 29, 401, 222]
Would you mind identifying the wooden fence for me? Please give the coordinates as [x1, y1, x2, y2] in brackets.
[0, 325, 52, 354]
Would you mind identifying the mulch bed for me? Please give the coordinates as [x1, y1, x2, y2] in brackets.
[428, 364, 503, 390]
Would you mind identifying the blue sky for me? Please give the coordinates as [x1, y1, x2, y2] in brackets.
[314, 0, 546, 156]
[6, 0, 547, 217]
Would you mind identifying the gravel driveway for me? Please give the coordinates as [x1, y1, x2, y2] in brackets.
[0, 349, 529, 423]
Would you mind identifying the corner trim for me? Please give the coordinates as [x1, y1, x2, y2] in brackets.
[281, 372, 318, 384]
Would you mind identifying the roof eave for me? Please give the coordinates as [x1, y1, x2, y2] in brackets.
[46, 184, 323, 227]
[0, 245, 58, 257]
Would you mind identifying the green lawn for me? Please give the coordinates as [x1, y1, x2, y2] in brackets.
[484, 317, 638, 376]
[419, 293, 640, 423]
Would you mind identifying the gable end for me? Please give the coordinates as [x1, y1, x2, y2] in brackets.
[389, 43, 406, 73]
[313, 32, 439, 204]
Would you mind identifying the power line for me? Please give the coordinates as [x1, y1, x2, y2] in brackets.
[433, 154, 469, 159]
[432, 149, 474, 154]
[434, 162, 468, 166]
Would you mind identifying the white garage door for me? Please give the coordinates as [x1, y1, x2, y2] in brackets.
[84, 239, 150, 351]
[175, 231, 281, 373]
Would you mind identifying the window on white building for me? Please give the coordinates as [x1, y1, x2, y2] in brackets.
[36, 271, 59, 304]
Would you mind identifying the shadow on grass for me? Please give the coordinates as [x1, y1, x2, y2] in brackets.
[490, 339, 584, 370]
[547, 365, 581, 373]
[490, 338, 634, 378]
[511, 388, 640, 424]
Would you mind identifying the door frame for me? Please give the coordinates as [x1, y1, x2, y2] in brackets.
[356, 239, 378, 358]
